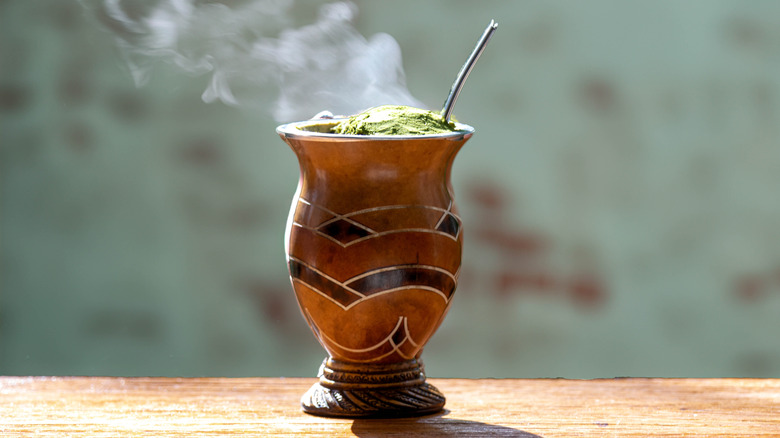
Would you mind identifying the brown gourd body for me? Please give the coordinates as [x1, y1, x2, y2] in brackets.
[277, 120, 473, 417]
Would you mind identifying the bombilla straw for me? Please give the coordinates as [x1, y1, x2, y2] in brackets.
[441, 19, 498, 123]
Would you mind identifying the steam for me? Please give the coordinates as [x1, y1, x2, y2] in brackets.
[88, 0, 423, 121]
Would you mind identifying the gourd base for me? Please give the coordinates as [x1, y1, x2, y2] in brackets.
[301, 358, 445, 418]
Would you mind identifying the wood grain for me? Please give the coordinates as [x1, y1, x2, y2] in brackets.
[1, 377, 778, 437]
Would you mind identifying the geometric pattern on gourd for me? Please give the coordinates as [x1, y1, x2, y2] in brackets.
[288, 198, 461, 309]
[288, 198, 461, 362]
[288, 257, 457, 310]
[303, 309, 423, 363]
[292, 198, 461, 247]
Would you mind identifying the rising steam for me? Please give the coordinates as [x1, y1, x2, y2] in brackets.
[86, 0, 422, 121]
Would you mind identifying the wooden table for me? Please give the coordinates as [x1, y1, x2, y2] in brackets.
[1, 377, 778, 436]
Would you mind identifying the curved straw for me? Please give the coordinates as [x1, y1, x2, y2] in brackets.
[441, 20, 498, 123]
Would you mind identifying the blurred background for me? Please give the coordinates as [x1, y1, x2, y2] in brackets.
[2, 0, 779, 378]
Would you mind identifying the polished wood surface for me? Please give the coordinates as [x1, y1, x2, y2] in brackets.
[1, 376, 778, 436]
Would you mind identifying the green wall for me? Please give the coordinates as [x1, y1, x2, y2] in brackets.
[2, 0, 779, 378]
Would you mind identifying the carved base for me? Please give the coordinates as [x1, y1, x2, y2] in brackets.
[301, 358, 446, 418]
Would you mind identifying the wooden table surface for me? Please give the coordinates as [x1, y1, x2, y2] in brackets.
[1, 376, 778, 437]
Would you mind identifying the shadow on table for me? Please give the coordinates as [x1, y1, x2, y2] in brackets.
[350, 410, 541, 437]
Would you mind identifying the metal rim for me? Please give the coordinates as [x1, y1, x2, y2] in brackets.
[276, 119, 475, 141]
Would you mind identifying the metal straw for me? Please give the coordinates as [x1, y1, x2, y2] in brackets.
[441, 19, 498, 123]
